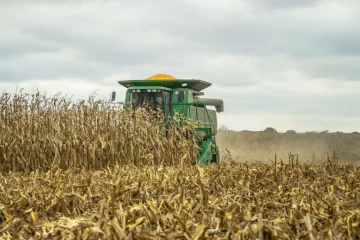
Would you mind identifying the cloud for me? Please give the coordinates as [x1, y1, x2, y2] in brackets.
[0, 76, 127, 103]
[217, 112, 360, 133]
[254, 0, 320, 9]
[1, 0, 360, 132]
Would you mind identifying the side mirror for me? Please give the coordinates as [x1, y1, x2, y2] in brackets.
[111, 91, 116, 101]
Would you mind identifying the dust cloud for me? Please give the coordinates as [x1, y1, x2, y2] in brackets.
[216, 131, 360, 163]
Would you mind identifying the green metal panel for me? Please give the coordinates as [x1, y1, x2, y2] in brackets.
[198, 139, 213, 164]
[118, 79, 211, 91]
[172, 88, 190, 104]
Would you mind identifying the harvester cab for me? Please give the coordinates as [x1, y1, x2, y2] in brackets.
[113, 73, 224, 164]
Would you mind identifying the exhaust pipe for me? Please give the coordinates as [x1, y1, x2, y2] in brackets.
[193, 97, 224, 113]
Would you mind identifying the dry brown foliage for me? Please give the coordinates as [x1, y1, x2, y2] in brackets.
[0, 90, 359, 239]
[0, 90, 198, 171]
[0, 159, 359, 239]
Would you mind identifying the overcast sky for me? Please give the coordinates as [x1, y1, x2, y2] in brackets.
[1, 0, 360, 132]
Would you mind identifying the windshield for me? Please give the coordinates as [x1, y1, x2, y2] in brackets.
[131, 92, 164, 110]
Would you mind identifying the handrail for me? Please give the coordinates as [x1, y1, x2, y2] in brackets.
[204, 107, 215, 135]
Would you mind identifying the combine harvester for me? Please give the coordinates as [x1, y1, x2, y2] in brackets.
[112, 73, 224, 164]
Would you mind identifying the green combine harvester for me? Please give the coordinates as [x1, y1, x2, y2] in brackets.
[112, 73, 224, 164]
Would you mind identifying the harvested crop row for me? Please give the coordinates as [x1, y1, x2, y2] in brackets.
[0, 160, 359, 239]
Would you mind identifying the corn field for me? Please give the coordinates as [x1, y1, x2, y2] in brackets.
[0, 90, 198, 172]
[0, 90, 359, 239]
